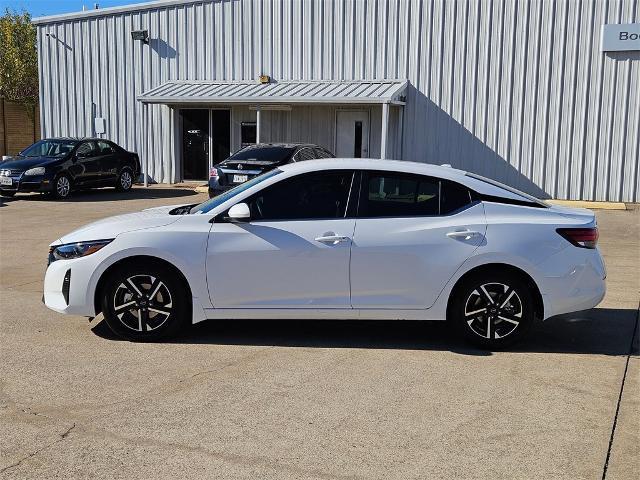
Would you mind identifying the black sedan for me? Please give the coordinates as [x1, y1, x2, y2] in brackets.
[0, 138, 140, 199]
[208, 143, 334, 197]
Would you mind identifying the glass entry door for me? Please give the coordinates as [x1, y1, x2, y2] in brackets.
[182, 109, 210, 180]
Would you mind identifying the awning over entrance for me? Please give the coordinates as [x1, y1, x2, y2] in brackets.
[137, 79, 408, 105]
[138, 79, 408, 183]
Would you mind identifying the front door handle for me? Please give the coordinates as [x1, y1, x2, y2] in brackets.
[446, 229, 480, 240]
[315, 234, 350, 245]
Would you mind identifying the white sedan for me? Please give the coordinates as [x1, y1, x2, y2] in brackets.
[43, 159, 606, 348]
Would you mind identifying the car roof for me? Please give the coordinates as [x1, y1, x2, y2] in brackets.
[277, 158, 539, 202]
[278, 158, 468, 178]
[244, 143, 326, 149]
[42, 137, 114, 143]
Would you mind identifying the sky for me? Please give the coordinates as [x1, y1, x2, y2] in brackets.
[0, 0, 136, 18]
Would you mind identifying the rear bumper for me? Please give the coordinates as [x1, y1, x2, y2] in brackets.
[537, 247, 606, 319]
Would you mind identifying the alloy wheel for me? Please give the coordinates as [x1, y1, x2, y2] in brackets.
[112, 274, 173, 332]
[464, 282, 523, 340]
[120, 170, 132, 190]
[56, 176, 71, 197]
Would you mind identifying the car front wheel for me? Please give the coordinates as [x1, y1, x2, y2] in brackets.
[115, 168, 134, 191]
[101, 263, 189, 341]
[450, 272, 534, 349]
[53, 173, 72, 199]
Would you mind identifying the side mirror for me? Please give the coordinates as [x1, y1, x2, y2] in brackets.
[227, 202, 250, 222]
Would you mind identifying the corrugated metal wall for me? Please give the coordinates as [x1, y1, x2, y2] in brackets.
[36, 0, 639, 201]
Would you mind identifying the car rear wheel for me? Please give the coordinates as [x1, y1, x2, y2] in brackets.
[450, 272, 534, 349]
[53, 173, 72, 199]
[100, 263, 189, 341]
[115, 168, 133, 191]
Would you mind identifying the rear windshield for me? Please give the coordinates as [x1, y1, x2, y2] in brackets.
[465, 172, 547, 206]
[229, 146, 295, 163]
[19, 140, 78, 158]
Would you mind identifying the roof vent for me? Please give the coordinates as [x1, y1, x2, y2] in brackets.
[440, 163, 452, 168]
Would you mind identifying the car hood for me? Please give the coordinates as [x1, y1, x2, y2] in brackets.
[55, 205, 181, 245]
[0, 156, 61, 170]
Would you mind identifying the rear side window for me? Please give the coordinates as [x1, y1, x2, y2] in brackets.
[247, 170, 354, 221]
[441, 180, 473, 214]
[97, 141, 115, 154]
[359, 172, 471, 217]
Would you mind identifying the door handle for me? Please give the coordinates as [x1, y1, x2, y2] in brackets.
[446, 229, 480, 240]
[315, 235, 350, 245]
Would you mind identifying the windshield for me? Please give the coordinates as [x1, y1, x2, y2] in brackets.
[190, 169, 282, 214]
[19, 139, 77, 158]
[227, 145, 295, 163]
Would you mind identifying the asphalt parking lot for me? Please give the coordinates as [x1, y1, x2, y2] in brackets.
[1, 187, 638, 479]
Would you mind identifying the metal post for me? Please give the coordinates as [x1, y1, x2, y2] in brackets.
[256, 105, 261, 144]
[380, 102, 389, 160]
[143, 105, 148, 187]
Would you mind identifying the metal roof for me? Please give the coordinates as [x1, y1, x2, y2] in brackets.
[138, 80, 408, 105]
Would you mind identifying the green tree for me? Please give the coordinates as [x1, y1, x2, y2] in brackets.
[0, 9, 38, 112]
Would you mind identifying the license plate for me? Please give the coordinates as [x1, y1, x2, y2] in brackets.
[233, 174, 248, 183]
[0, 177, 12, 186]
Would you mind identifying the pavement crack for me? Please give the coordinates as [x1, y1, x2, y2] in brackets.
[601, 301, 639, 480]
[0, 423, 75, 474]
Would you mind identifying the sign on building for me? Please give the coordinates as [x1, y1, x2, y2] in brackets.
[601, 23, 640, 51]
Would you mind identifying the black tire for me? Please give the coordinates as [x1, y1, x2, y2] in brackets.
[0, 190, 16, 197]
[100, 262, 190, 341]
[53, 173, 73, 199]
[449, 271, 534, 349]
[115, 167, 134, 191]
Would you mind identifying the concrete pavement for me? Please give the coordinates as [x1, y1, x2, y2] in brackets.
[1, 187, 638, 479]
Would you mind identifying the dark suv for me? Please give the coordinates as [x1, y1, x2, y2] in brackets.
[0, 138, 140, 199]
[208, 143, 334, 197]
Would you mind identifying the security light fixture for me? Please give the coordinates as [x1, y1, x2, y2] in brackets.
[131, 30, 149, 43]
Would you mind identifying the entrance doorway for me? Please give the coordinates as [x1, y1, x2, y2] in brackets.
[181, 109, 230, 180]
[335, 110, 370, 158]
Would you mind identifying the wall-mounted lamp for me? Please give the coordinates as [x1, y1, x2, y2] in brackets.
[131, 30, 149, 44]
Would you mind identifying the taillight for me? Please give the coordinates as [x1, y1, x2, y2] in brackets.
[209, 167, 219, 178]
[556, 227, 599, 249]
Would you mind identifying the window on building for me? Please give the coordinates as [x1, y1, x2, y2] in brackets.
[241, 122, 257, 147]
[246, 170, 354, 221]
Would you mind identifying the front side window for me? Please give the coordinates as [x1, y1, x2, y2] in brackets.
[19, 139, 77, 158]
[76, 142, 97, 157]
[359, 172, 471, 217]
[246, 170, 354, 221]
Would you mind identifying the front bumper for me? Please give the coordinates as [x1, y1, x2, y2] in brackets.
[0, 173, 55, 193]
[43, 253, 100, 317]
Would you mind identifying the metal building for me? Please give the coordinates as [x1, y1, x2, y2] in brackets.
[33, 0, 640, 202]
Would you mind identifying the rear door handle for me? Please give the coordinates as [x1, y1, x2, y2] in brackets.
[315, 235, 350, 245]
[446, 229, 480, 240]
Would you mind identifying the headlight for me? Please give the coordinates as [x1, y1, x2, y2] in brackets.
[24, 167, 46, 176]
[48, 239, 113, 264]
